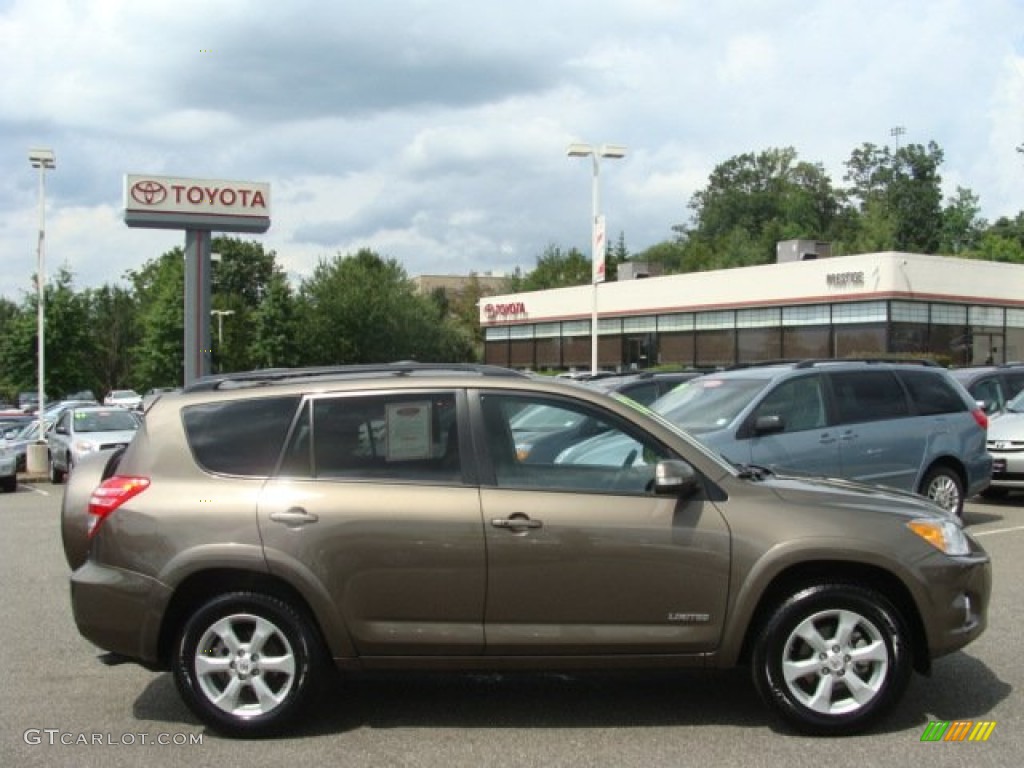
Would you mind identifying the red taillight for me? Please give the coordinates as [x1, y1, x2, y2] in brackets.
[87, 476, 151, 538]
[971, 408, 988, 431]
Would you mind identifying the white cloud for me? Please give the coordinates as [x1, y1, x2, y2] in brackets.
[1, 0, 1022, 301]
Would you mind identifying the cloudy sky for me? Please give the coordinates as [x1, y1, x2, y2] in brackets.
[2, 0, 1023, 301]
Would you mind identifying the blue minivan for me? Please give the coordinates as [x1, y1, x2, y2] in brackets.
[559, 360, 992, 516]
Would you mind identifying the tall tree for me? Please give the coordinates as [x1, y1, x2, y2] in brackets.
[843, 141, 945, 252]
[520, 245, 591, 290]
[127, 249, 186, 388]
[88, 284, 140, 396]
[295, 249, 472, 365]
[683, 147, 843, 268]
[939, 187, 986, 255]
[248, 270, 299, 368]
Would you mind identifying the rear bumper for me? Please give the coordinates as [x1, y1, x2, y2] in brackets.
[70, 560, 171, 666]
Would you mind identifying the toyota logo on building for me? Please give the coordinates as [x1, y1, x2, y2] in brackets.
[130, 180, 168, 206]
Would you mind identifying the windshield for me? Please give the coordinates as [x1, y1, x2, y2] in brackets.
[510, 403, 586, 433]
[73, 410, 139, 433]
[1007, 390, 1024, 413]
[653, 377, 771, 432]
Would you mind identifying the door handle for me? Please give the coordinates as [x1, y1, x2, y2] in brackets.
[491, 515, 542, 531]
[269, 507, 319, 526]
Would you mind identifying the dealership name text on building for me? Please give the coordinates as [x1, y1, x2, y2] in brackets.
[485, 302, 528, 320]
[826, 271, 865, 287]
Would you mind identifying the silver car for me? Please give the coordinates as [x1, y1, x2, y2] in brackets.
[0, 441, 15, 492]
[984, 389, 1024, 497]
[47, 406, 139, 483]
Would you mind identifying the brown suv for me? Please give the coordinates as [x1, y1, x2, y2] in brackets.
[61, 363, 991, 737]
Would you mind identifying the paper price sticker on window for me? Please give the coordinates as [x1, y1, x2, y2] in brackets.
[385, 402, 433, 460]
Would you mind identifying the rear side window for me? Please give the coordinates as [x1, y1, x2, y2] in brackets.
[829, 371, 909, 424]
[183, 396, 301, 476]
[898, 370, 967, 415]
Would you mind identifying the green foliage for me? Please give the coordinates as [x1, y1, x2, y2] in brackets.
[296, 249, 474, 365]
[679, 147, 844, 269]
[520, 245, 592, 290]
[127, 249, 186, 388]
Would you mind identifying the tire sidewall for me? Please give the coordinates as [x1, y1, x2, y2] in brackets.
[173, 592, 320, 737]
[753, 584, 911, 735]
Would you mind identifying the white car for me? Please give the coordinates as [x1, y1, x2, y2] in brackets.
[984, 390, 1024, 497]
[103, 389, 142, 410]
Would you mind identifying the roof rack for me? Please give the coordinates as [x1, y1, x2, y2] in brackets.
[791, 358, 939, 369]
[183, 362, 528, 393]
[725, 358, 940, 371]
[724, 359, 803, 371]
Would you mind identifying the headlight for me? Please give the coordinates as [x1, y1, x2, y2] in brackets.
[72, 440, 99, 455]
[907, 519, 971, 556]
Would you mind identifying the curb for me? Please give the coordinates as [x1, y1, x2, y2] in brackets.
[18, 473, 50, 484]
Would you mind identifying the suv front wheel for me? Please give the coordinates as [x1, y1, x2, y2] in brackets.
[173, 592, 327, 737]
[751, 583, 911, 735]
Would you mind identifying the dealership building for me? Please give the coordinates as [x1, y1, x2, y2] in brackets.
[478, 244, 1024, 372]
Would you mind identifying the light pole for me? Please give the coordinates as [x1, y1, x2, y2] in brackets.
[210, 309, 234, 374]
[28, 148, 55, 451]
[210, 309, 235, 345]
[567, 142, 626, 374]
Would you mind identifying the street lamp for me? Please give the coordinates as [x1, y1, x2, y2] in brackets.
[28, 147, 55, 451]
[210, 309, 235, 345]
[567, 142, 627, 374]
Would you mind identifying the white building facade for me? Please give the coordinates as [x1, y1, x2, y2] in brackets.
[479, 251, 1024, 371]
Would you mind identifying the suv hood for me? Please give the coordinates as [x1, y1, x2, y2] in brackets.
[758, 471, 953, 521]
[988, 411, 1024, 440]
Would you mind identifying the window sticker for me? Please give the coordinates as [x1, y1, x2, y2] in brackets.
[385, 401, 432, 460]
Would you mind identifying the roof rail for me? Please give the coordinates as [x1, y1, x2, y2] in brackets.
[724, 359, 803, 371]
[791, 357, 939, 369]
[183, 362, 528, 393]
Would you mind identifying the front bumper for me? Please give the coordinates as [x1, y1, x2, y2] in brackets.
[918, 547, 991, 661]
[988, 447, 1024, 490]
[70, 560, 171, 666]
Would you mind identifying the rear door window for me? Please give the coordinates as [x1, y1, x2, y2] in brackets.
[283, 392, 463, 484]
[829, 371, 909, 424]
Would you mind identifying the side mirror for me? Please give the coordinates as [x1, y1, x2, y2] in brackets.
[752, 414, 785, 435]
[653, 459, 701, 497]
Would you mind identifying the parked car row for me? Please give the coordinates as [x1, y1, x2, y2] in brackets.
[0, 398, 143, 491]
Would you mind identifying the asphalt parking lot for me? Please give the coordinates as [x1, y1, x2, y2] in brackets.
[2, 483, 1022, 768]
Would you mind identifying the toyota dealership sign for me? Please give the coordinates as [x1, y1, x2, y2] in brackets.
[124, 174, 270, 233]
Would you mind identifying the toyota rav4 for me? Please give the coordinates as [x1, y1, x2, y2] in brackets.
[61, 363, 991, 738]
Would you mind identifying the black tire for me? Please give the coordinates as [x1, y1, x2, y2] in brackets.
[49, 455, 65, 484]
[173, 592, 327, 737]
[1, 475, 15, 493]
[919, 465, 964, 517]
[751, 583, 912, 736]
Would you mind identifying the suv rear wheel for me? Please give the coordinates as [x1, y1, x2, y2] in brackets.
[173, 592, 327, 737]
[751, 583, 911, 735]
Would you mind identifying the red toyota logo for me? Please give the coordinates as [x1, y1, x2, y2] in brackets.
[130, 180, 168, 206]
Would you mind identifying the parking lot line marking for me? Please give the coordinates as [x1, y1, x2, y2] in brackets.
[21, 484, 50, 497]
[972, 525, 1024, 537]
